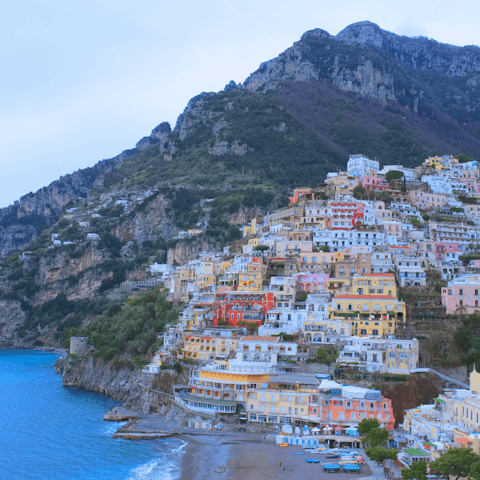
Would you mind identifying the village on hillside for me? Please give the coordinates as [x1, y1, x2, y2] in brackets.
[72, 153, 480, 471]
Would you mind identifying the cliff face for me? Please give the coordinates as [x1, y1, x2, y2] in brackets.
[58, 356, 189, 415]
[0, 163, 115, 258]
[114, 193, 174, 243]
[0, 301, 27, 347]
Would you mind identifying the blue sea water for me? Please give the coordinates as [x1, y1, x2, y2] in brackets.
[0, 350, 185, 480]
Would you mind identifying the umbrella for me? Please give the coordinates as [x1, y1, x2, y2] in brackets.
[312, 427, 321, 433]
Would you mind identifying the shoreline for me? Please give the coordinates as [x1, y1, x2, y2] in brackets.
[0, 345, 68, 358]
[178, 435, 374, 480]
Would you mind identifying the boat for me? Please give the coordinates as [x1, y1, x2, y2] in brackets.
[323, 463, 342, 472]
[340, 460, 358, 464]
[280, 443, 288, 447]
[343, 464, 362, 472]
[325, 453, 340, 459]
[293, 452, 306, 455]
[306, 458, 322, 463]
[305, 449, 321, 454]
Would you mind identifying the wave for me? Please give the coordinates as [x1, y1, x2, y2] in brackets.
[102, 421, 128, 436]
[126, 440, 187, 480]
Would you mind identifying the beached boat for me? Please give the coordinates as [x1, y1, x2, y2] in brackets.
[325, 453, 340, 459]
[305, 449, 321, 454]
[279, 443, 288, 447]
[306, 458, 322, 463]
[293, 452, 305, 455]
[323, 463, 342, 472]
[339, 460, 358, 464]
[343, 464, 362, 472]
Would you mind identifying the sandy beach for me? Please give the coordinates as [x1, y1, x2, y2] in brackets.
[179, 435, 373, 480]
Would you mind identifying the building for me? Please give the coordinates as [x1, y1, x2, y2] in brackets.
[347, 154, 380, 177]
[336, 336, 419, 374]
[308, 380, 395, 430]
[442, 274, 480, 314]
[328, 294, 406, 337]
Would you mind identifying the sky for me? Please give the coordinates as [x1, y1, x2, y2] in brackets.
[2, 0, 480, 208]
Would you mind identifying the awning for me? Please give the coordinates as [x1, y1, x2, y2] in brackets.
[455, 437, 473, 444]
[434, 398, 446, 404]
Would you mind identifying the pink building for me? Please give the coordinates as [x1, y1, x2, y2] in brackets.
[308, 383, 395, 430]
[296, 273, 329, 293]
[435, 242, 461, 261]
[361, 172, 389, 191]
[289, 188, 312, 204]
[442, 274, 480, 314]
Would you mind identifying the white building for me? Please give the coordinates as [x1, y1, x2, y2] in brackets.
[336, 336, 419, 374]
[347, 154, 379, 177]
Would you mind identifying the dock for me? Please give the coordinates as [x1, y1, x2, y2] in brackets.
[103, 406, 140, 421]
[113, 419, 178, 439]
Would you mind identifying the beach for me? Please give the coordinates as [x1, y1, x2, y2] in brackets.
[179, 434, 373, 480]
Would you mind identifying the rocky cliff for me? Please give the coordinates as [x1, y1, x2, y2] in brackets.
[57, 356, 189, 415]
[0, 301, 27, 348]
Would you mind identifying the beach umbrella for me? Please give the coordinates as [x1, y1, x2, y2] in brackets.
[312, 427, 321, 434]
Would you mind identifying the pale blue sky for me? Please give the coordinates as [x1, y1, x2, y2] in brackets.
[1, 0, 479, 207]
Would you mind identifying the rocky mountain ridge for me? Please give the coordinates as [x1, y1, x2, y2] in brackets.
[4, 21, 480, 351]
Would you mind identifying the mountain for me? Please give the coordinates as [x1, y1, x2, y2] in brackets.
[3, 21, 480, 347]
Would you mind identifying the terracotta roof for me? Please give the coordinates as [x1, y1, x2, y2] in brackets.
[241, 336, 279, 342]
[333, 295, 398, 300]
[363, 273, 395, 277]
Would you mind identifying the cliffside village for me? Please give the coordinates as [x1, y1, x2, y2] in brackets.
[79, 154, 480, 466]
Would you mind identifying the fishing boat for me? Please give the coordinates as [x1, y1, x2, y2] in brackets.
[325, 453, 340, 459]
[306, 458, 322, 464]
[323, 463, 342, 472]
[343, 464, 362, 472]
[339, 460, 358, 464]
[305, 449, 321, 454]
[293, 452, 306, 455]
[280, 442, 288, 447]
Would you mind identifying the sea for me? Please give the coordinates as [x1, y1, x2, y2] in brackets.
[0, 349, 186, 480]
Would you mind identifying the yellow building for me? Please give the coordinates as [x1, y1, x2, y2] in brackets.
[246, 388, 311, 422]
[243, 237, 259, 254]
[190, 366, 270, 402]
[195, 272, 216, 290]
[183, 335, 240, 362]
[296, 216, 327, 230]
[351, 273, 397, 297]
[328, 294, 406, 336]
[238, 258, 266, 291]
[243, 218, 257, 237]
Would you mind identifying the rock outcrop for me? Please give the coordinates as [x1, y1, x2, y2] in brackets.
[0, 301, 27, 347]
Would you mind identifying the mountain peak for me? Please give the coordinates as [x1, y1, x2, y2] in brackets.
[301, 28, 332, 41]
[335, 21, 389, 49]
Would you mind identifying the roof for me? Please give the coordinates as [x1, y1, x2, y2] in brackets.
[181, 393, 238, 406]
[455, 437, 473, 444]
[333, 295, 397, 300]
[240, 336, 280, 342]
[405, 449, 430, 456]
[363, 273, 395, 277]
[269, 373, 320, 386]
[423, 441, 436, 448]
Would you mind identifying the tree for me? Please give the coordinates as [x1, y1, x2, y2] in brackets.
[357, 418, 381, 435]
[365, 427, 389, 447]
[430, 448, 479, 480]
[254, 245, 269, 252]
[469, 459, 480, 480]
[455, 154, 475, 164]
[386, 170, 404, 181]
[365, 447, 398, 466]
[401, 460, 428, 480]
